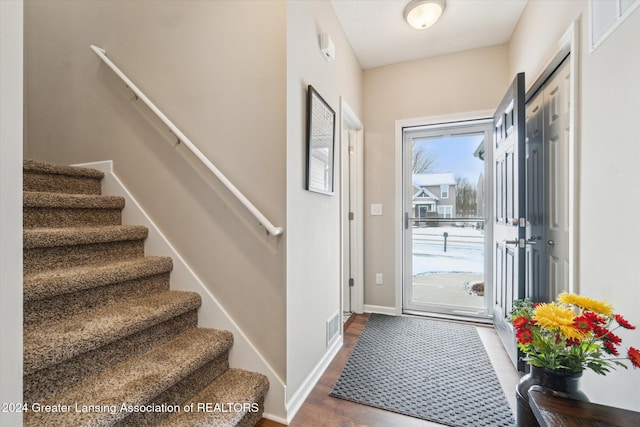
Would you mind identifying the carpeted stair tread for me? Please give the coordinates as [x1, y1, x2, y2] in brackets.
[24, 327, 234, 427]
[23, 160, 104, 195]
[24, 256, 173, 302]
[158, 368, 269, 427]
[24, 159, 105, 179]
[24, 225, 148, 249]
[24, 290, 201, 375]
[22, 160, 269, 426]
[24, 191, 125, 209]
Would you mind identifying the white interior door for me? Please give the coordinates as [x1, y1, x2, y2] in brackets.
[341, 99, 364, 316]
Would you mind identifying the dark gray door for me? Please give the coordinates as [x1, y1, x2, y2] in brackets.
[492, 73, 526, 372]
[525, 92, 547, 303]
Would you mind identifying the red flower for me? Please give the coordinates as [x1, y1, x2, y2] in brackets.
[604, 331, 622, 345]
[603, 341, 620, 356]
[615, 314, 636, 330]
[513, 316, 529, 330]
[516, 328, 534, 345]
[628, 347, 640, 369]
[583, 311, 606, 325]
[573, 315, 595, 333]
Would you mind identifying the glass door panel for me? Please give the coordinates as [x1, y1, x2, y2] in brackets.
[403, 122, 493, 320]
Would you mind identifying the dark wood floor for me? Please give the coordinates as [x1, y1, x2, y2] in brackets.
[257, 313, 520, 427]
[256, 314, 434, 427]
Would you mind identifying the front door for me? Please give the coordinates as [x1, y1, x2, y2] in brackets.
[492, 73, 526, 371]
[543, 58, 572, 298]
[402, 121, 492, 320]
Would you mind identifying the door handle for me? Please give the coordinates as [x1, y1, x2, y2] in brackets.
[504, 239, 519, 245]
[548, 240, 555, 246]
[526, 238, 537, 245]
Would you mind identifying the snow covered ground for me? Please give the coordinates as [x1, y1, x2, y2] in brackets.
[410, 226, 486, 308]
[412, 226, 484, 276]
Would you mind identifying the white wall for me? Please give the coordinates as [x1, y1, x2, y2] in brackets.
[362, 45, 510, 309]
[0, 1, 23, 425]
[286, 0, 362, 409]
[25, 0, 287, 379]
[510, 0, 640, 411]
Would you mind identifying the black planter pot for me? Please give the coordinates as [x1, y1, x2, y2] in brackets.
[515, 366, 589, 427]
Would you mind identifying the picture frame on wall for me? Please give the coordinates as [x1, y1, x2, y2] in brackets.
[306, 85, 336, 195]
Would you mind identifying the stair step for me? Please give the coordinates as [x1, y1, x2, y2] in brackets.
[24, 256, 173, 302]
[24, 225, 148, 273]
[24, 290, 201, 375]
[24, 257, 174, 326]
[24, 191, 125, 228]
[159, 369, 269, 427]
[23, 327, 234, 427]
[21, 160, 270, 426]
[24, 311, 198, 404]
[24, 225, 147, 249]
[24, 159, 104, 195]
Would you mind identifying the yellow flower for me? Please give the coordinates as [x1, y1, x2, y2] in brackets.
[533, 303, 584, 340]
[557, 292, 613, 317]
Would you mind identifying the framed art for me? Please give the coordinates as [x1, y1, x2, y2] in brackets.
[306, 85, 335, 195]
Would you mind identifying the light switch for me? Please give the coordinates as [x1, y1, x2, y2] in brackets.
[370, 204, 383, 216]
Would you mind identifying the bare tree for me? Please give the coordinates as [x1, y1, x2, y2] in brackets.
[412, 145, 438, 174]
[455, 176, 477, 218]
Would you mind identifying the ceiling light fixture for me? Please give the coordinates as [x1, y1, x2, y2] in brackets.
[403, 0, 446, 30]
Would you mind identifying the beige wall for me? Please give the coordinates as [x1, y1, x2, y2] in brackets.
[362, 45, 509, 308]
[511, 0, 640, 411]
[25, 0, 287, 378]
[0, 1, 23, 424]
[286, 0, 362, 401]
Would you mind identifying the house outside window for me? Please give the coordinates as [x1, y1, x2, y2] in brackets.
[437, 205, 453, 218]
[412, 173, 457, 220]
[440, 184, 449, 199]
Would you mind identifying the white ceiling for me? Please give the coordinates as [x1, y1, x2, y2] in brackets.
[330, 0, 528, 69]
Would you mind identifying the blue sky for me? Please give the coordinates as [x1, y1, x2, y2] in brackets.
[414, 134, 485, 184]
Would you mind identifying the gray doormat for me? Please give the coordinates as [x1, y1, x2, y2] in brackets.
[330, 314, 515, 427]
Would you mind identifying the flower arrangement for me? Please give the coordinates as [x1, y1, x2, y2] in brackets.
[510, 292, 640, 374]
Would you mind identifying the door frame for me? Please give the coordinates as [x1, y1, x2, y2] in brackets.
[394, 110, 494, 316]
[525, 20, 580, 294]
[340, 97, 364, 317]
[401, 120, 494, 320]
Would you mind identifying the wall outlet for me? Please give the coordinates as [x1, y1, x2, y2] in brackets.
[375, 273, 383, 285]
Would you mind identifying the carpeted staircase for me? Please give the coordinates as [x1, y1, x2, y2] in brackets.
[22, 160, 269, 426]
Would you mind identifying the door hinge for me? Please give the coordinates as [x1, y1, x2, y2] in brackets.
[349, 212, 354, 221]
[520, 217, 526, 227]
[349, 278, 354, 287]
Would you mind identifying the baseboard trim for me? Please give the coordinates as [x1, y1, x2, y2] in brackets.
[75, 161, 287, 421]
[364, 304, 396, 316]
[285, 337, 343, 424]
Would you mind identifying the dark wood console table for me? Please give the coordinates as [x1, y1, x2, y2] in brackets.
[528, 386, 640, 427]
